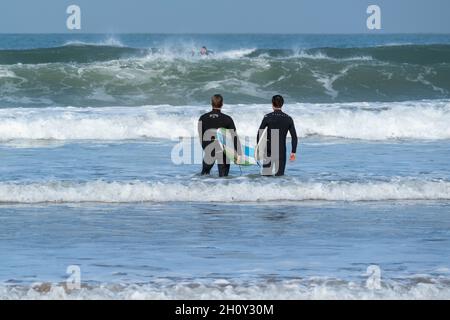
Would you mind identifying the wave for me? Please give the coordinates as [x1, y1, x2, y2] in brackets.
[1, 45, 449, 106]
[2, 276, 450, 299]
[63, 38, 125, 48]
[249, 45, 450, 65]
[1, 101, 450, 141]
[0, 178, 449, 203]
[2, 44, 450, 65]
[313, 44, 450, 65]
[0, 45, 150, 65]
[0, 44, 254, 65]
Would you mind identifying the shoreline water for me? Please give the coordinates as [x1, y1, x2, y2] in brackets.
[1, 201, 449, 299]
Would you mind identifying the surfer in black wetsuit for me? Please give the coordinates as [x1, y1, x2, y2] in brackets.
[198, 94, 241, 177]
[257, 95, 298, 176]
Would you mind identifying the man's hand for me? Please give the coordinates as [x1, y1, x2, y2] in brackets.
[289, 153, 296, 162]
[235, 155, 242, 164]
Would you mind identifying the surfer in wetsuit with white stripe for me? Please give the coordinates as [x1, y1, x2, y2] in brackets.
[198, 94, 241, 177]
[257, 95, 298, 176]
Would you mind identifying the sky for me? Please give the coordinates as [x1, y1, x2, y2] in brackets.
[0, 0, 449, 33]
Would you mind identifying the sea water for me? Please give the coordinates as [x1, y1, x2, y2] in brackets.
[0, 34, 450, 299]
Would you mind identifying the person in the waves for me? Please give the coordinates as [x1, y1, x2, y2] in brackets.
[200, 46, 209, 56]
[192, 46, 213, 56]
[257, 95, 298, 176]
[198, 94, 241, 177]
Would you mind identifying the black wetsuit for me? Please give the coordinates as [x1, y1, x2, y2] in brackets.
[257, 110, 298, 176]
[198, 109, 241, 177]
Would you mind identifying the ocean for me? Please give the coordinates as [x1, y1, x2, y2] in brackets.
[0, 34, 450, 299]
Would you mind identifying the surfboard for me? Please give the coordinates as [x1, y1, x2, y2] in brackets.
[216, 128, 257, 166]
[254, 127, 268, 165]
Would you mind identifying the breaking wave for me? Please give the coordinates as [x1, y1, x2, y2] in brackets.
[0, 44, 449, 106]
[2, 275, 450, 299]
[2, 44, 450, 65]
[0, 101, 449, 141]
[0, 178, 449, 203]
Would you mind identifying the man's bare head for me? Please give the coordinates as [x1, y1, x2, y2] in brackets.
[272, 95, 284, 109]
[211, 94, 223, 109]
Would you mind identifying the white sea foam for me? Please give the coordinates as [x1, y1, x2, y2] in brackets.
[295, 51, 373, 62]
[0, 68, 17, 79]
[312, 67, 351, 99]
[1, 100, 450, 141]
[0, 106, 196, 141]
[214, 48, 257, 59]
[0, 178, 449, 203]
[63, 37, 125, 47]
[2, 276, 450, 300]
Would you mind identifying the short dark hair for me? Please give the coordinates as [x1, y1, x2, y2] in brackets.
[211, 94, 223, 108]
[272, 95, 284, 108]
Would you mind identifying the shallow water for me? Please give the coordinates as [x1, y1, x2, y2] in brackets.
[1, 201, 450, 299]
[1, 140, 450, 299]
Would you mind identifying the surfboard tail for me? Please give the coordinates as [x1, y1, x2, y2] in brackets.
[216, 128, 257, 166]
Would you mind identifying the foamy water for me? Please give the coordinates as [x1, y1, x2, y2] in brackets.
[1, 178, 449, 203]
[3, 277, 450, 300]
[1, 101, 450, 141]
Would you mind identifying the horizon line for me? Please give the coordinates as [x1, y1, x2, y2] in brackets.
[1, 32, 450, 35]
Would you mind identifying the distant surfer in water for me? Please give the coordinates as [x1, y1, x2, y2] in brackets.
[200, 46, 209, 56]
[198, 94, 241, 177]
[192, 46, 213, 56]
[257, 95, 298, 176]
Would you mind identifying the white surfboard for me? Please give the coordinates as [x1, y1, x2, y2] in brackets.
[216, 128, 257, 166]
[254, 127, 268, 165]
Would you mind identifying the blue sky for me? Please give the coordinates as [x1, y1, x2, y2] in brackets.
[0, 0, 449, 33]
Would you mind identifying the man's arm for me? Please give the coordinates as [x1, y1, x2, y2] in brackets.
[289, 117, 298, 154]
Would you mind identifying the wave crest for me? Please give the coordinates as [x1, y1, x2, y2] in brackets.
[1, 44, 449, 105]
[2, 276, 450, 299]
[1, 178, 449, 203]
[1, 101, 450, 141]
[2, 44, 450, 65]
